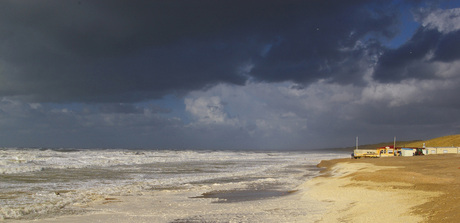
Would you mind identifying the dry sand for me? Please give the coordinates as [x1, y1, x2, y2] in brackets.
[310, 154, 460, 222]
[12, 154, 460, 222]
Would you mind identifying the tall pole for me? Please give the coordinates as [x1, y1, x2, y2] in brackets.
[356, 136, 358, 150]
[394, 136, 396, 149]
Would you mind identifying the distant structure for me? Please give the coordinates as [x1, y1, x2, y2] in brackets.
[352, 137, 460, 158]
[423, 147, 460, 155]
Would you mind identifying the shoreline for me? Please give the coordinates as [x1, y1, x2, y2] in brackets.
[308, 154, 460, 222]
[12, 153, 460, 222]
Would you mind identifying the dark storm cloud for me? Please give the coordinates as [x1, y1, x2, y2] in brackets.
[374, 6, 460, 83]
[0, 0, 408, 103]
[249, 3, 397, 85]
[374, 27, 460, 82]
[433, 30, 460, 62]
[373, 28, 442, 82]
[1, 0, 258, 102]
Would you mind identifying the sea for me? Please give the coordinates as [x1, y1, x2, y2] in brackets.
[0, 148, 348, 221]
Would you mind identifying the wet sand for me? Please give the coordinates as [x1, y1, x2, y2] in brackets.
[13, 154, 460, 222]
[309, 154, 460, 222]
[15, 187, 327, 223]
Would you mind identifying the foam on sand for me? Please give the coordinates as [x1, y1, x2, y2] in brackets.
[18, 184, 329, 223]
[12, 152, 456, 223]
[12, 149, 456, 222]
[1, 149, 348, 221]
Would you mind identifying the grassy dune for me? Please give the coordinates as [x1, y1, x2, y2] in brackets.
[343, 134, 460, 151]
[403, 134, 460, 147]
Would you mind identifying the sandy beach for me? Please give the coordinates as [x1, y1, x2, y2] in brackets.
[309, 154, 460, 222]
[10, 154, 460, 222]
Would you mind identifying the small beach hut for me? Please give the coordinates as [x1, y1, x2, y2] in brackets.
[401, 148, 415, 156]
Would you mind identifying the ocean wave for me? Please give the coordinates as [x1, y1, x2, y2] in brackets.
[0, 149, 348, 220]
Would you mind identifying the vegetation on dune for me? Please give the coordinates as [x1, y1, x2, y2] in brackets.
[403, 134, 460, 148]
[341, 134, 460, 151]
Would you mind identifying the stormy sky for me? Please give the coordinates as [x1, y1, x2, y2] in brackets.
[1, 0, 460, 150]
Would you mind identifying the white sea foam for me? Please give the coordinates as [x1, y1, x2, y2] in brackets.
[0, 148, 348, 220]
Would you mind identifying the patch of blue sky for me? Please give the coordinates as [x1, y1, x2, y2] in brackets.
[354, 1, 417, 49]
[440, 0, 460, 9]
[384, 9, 419, 49]
[378, 0, 460, 49]
[383, 0, 460, 49]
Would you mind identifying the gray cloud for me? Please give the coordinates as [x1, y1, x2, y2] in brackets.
[0, 0, 405, 103]
[374, 6, 460, 82]
[0, 1, 460, 149]
[433, 30, 460, 62]
[373, 28, 442, 82]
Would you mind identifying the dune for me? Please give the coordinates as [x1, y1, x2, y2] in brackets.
[404, 134, 460, 147]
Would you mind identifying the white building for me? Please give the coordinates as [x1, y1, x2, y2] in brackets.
[424, 147, 460, 154]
